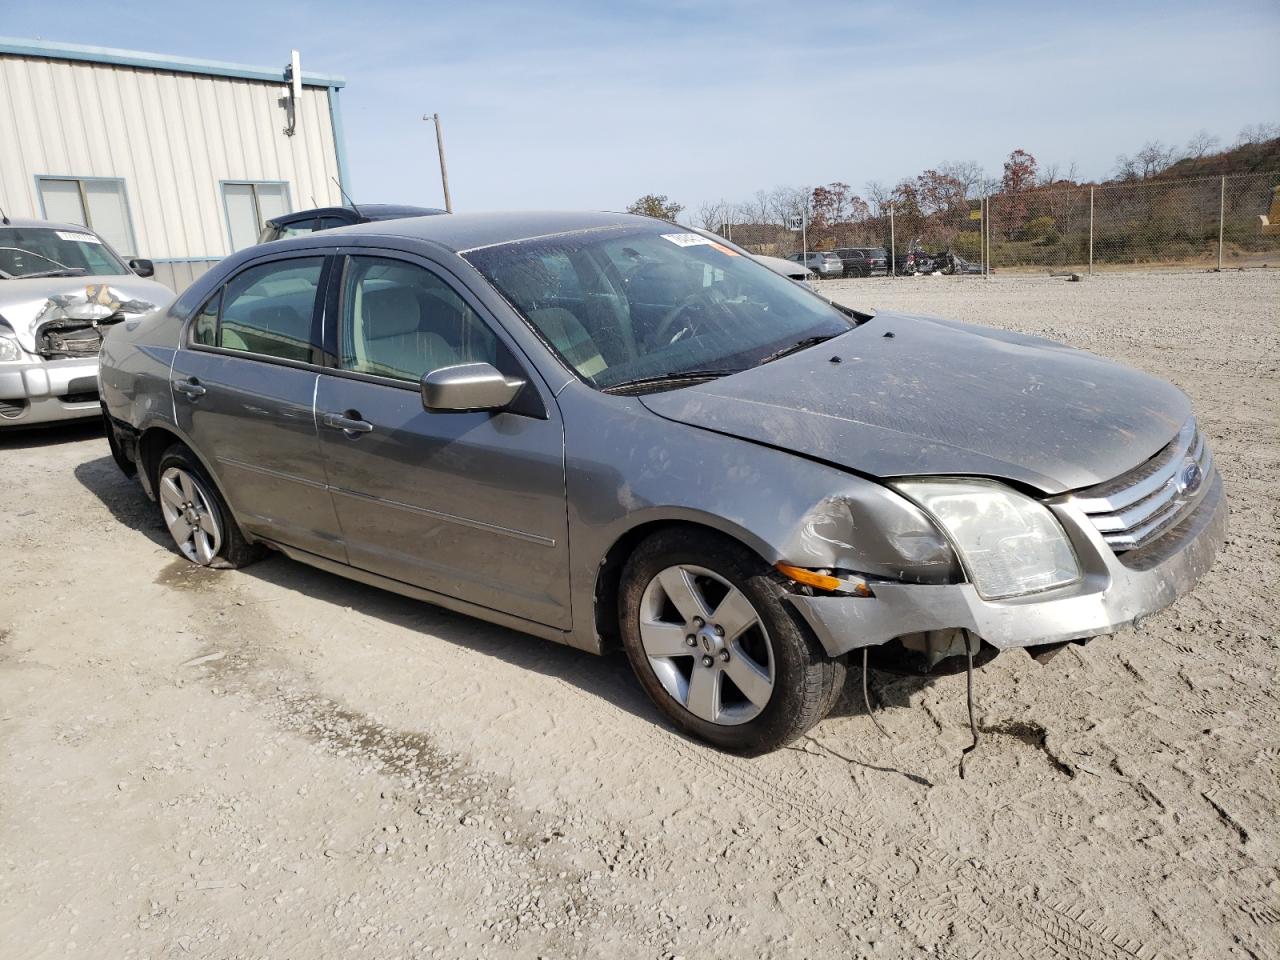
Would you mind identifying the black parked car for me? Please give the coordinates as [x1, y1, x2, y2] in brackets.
[257, 204, 447, 244]
[834, 247, 888, 278]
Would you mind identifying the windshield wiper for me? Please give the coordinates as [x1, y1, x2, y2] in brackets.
[11, 268, 88, 279]
[756, 334, 837, 366]
[602, 369, 742, 396]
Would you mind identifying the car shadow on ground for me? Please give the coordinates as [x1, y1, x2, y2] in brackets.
[72, 452, 174, 551]
[0, 418, 103, 449]
[72, 453, 661, 728]
[73, 451, 945, 754]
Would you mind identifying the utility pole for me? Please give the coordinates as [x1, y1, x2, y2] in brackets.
[423, 113, 453, 213]
[801, 201, 808, 263]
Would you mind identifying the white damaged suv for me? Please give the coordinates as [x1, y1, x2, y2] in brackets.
[0, 217, 173, 427]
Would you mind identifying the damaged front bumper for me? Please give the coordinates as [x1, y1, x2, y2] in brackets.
[0, 356, 101, 426]
[785, 470, 1227, 657]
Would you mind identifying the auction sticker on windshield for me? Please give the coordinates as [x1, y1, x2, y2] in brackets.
[55, 231, 100, 244]
[661, 233, 740, 255]
[661, 233, 714, 247]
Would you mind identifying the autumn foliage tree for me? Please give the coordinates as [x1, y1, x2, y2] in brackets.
[998, 149, 1040, 238]
[626, 194, 684, 221]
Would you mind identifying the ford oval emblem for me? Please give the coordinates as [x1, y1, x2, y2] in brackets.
[1177, 459, 1203, 496]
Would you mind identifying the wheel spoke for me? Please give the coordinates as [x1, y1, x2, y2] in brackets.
[159, 475, 185, 509]
[193, 531, 215, 565]
[165, 512, 192, 546]
[197, 508, 218, 536]
[712, 587, 757, 642]
[724, 648, 773, 708]
[639, 620, 692, 659]
[685, 665, 720, 722]
[657, 567, 711, 624]
[177, 470, 196, 503]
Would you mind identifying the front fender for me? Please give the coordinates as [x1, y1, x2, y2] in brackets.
[561, 385, 957, 651]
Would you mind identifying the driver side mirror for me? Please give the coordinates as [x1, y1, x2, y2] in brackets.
[421, 362, 525, 413]
[129, 258, 155, 278]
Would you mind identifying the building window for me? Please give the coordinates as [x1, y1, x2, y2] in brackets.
[36, 177, 137, 257]
[222, 182, 291, 252]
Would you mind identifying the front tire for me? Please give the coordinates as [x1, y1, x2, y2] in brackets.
[156, 444, 262, 569]
[619, 529, 845, 754]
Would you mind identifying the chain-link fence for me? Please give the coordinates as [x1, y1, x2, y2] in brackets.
[712, 170, 1280, 276]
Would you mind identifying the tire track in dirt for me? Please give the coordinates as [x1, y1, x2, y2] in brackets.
[539, 665, 1163, 960]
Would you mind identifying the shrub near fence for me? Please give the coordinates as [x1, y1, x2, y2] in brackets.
[991, 171, 1280, 271]
[717, 170, 1280, 274]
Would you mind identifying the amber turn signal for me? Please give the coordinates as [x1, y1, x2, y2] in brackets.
[774, 563, 872, 596]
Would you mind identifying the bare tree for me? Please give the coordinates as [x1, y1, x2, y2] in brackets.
[1114, 140, 1178, 180]
[863, 180, 892, 216]
[694, 199, 734, 233]
[1186, 129, 1220, 159]
[938, 160, 988, 200]
[1235, 121, 1280, 146]
[765, 186, 808, 226]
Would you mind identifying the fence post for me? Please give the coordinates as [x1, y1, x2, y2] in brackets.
[984, 196, 990, 277]
[979, 196, 985, 276]
[1217, 176, 1225, 271]
[889, 204, 896, 277]
[1088, 187, 1094, 276]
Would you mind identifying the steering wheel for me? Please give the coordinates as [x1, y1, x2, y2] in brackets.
[651, 290, 720, 346]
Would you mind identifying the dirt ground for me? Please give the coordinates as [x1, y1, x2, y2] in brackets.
[1, 270, 1276, 960]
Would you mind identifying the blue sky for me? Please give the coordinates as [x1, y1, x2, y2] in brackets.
[5, 0, 1278, 213]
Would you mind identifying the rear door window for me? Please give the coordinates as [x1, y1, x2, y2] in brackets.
[200, 257, 325, 362]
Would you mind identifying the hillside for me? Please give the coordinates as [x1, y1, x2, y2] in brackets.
[1157, 136, 1280, 179]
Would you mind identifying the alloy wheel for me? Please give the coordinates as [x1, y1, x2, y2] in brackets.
[158, 466, 223, 565]
[638, 564, 775, 725]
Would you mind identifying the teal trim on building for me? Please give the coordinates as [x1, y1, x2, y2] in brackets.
[0, 36, 345, 88]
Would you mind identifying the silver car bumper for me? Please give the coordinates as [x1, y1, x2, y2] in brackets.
[786, 469, 1227, 656]
[0, 356, 101, 426]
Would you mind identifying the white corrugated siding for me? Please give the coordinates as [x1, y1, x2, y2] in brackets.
[0, 54, 342, 263]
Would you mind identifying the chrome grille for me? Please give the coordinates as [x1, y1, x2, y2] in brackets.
[1070, 419, 1213, 553]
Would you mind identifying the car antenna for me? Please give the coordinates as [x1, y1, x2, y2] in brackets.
[957, 630, 981, 779]
[0, 203, 9, 225]
[331, 176, 361, 217]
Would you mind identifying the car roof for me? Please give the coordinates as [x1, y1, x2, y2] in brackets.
[0, 216, 101, 233]
[268, 203, 448, 227]
[296, 210, 664, 254]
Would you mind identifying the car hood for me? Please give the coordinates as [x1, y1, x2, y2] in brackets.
[0, 275, 174, 352]
[639, 312, 1190, 494]
[753, 254, 813, 280]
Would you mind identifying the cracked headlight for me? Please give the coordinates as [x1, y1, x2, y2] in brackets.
[893, 479, 1080, 599]
[0, 335, 24, 362]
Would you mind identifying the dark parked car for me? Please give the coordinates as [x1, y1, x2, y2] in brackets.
[99, 211, 1225, 754]
[258, 204, 446, 244]
[834, 247, 888, 278]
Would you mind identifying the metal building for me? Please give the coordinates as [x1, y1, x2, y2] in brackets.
[0, 37, 349, 291]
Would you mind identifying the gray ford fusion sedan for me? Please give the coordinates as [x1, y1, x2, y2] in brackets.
[99, 211, 1226, 753]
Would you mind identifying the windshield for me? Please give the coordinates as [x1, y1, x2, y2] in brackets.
[0, 227, 129, 279]
[465, 225, 855, 391]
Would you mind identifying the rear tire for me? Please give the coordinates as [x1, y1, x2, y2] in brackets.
[156, 444, 263, 569]
[619, 529, 845, 754]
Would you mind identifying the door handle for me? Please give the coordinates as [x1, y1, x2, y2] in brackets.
[322, 411, 374, 435]
[173, 378, 207, 398]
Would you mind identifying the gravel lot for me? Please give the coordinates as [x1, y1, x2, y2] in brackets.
[1, 270, 1276, 959]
